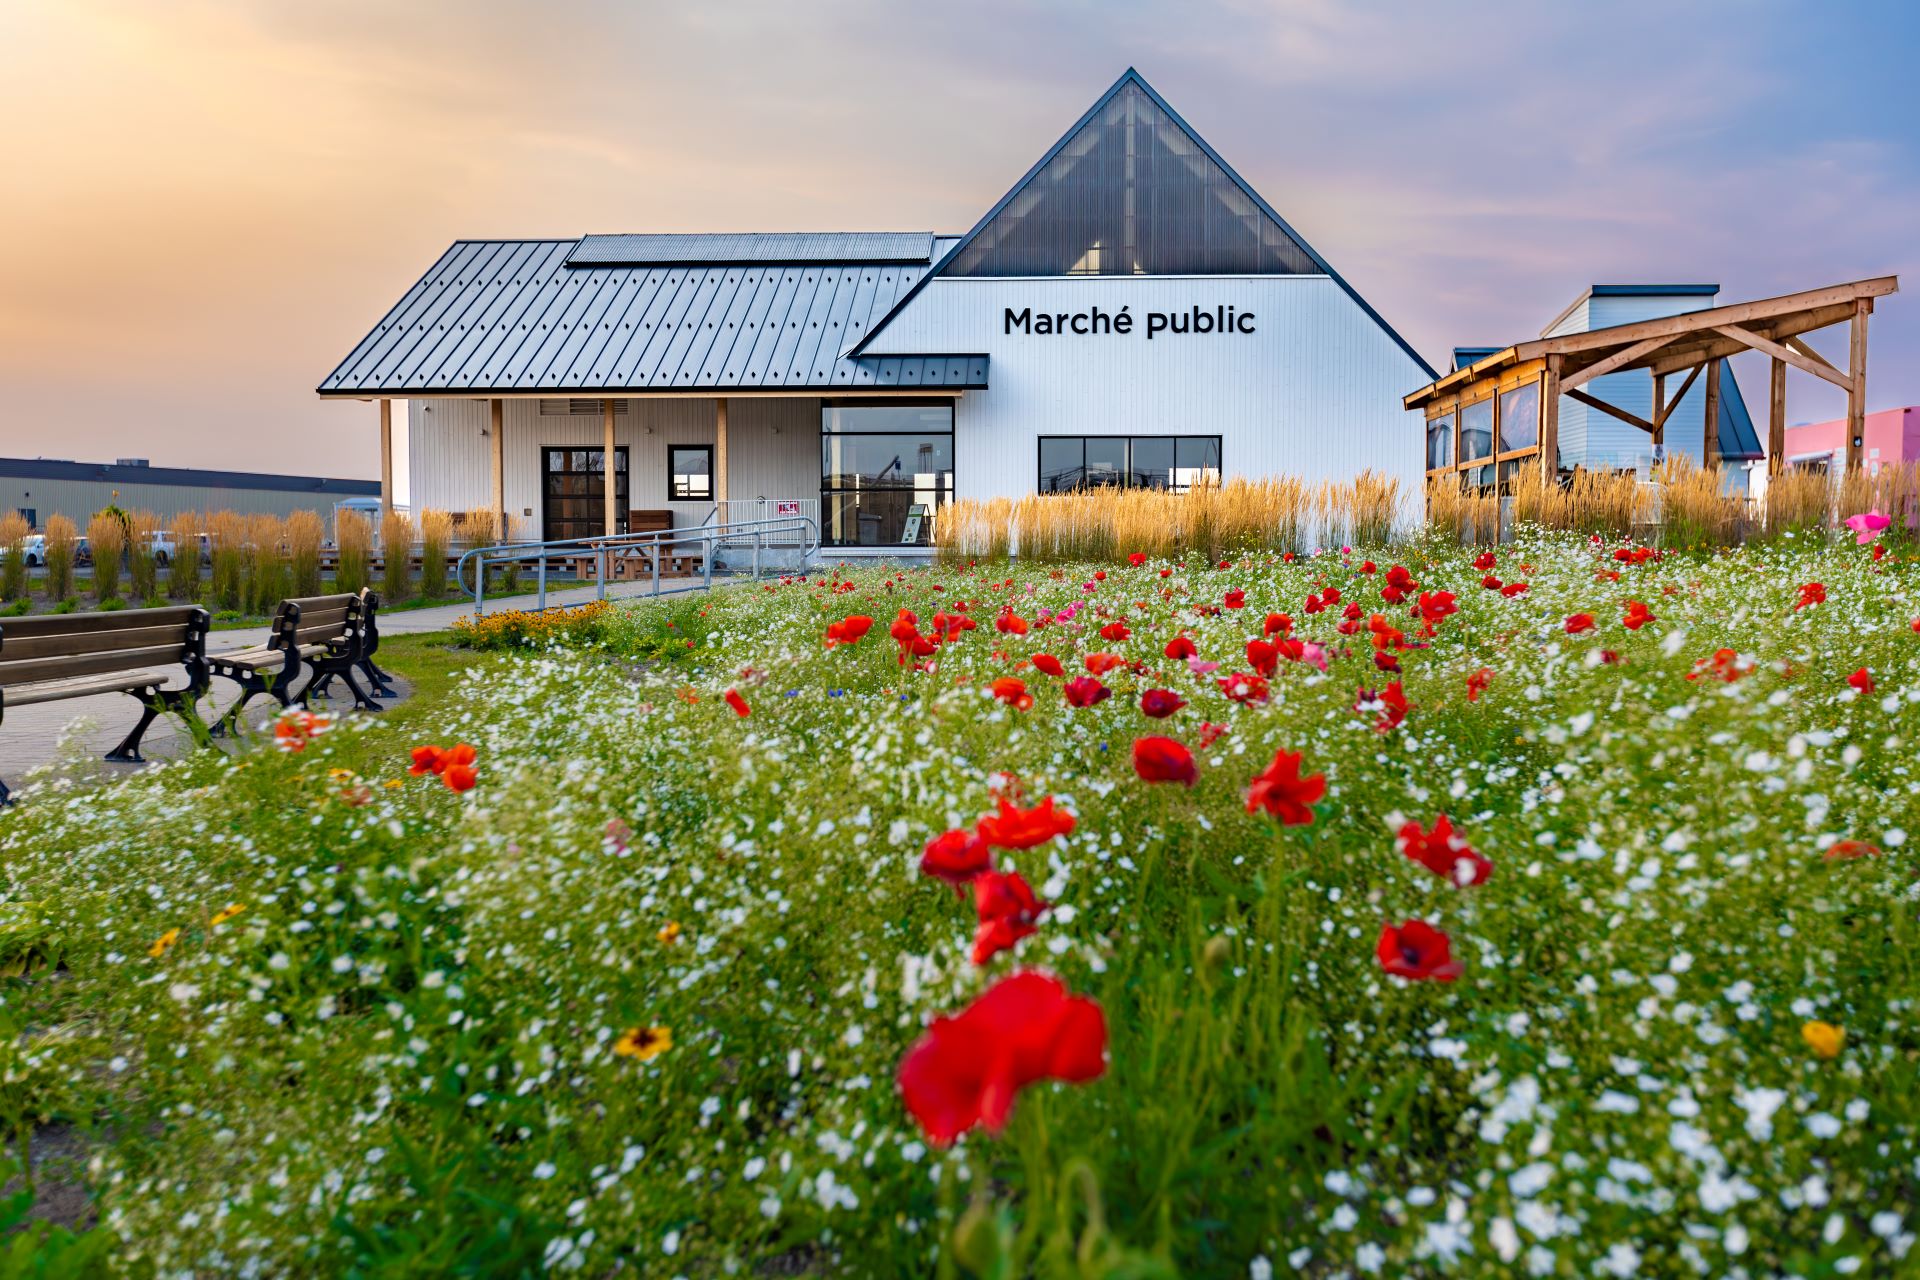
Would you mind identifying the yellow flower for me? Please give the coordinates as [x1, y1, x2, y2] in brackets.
[1802, 1020, 1844, 1060]
[383, 779, 405, 789]
[657, 921, 682, 944]
[149, 928, 180, 959]
[328, 768, 356, 780]
[210, 903, 247, 926]
[613, 1025, 673, 1062]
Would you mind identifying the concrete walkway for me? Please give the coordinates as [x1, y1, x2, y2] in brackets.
[0, 578, 693, 799]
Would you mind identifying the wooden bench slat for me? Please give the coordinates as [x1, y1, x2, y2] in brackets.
[0, 605, 201, 640]
[6, 671, 164, 706]
[284, 595, 358, 613]
[1, 644, 192, 688]
[1, 621, 193, 662]
[285, 605, 351, 634]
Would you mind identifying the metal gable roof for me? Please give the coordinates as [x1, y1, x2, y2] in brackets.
[567, 232, 935, 266]
[1, 456, 377, 496]
[848, 68, 1439, 380]
[318, 240, 986, 395]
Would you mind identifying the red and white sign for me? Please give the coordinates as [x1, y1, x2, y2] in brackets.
[774, 500, 801, 516]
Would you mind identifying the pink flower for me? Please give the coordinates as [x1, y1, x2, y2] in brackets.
[1843, 509, 1891, 545]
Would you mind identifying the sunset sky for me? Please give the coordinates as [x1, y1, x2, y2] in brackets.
[2, 0, 1915, 478]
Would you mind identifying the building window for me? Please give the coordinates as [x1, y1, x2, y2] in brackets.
[1037, 436, 1221, 493]
[1499, 381, 1540, 453]
[1426, 412, 1454, 471]
[668, 445, 714, 501]
[1460, 398, 1494, 462]
[820, 401, 954, 547]
[542, 446, 629, 542]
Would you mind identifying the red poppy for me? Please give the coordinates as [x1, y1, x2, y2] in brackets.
[1377, 920, 1463, 982]
[1472, 550, 1497, 571]
[1263, 612, 1294, 636]
[1396, 814, 1490, 887]
[1416, 591, 1458, 631]
[724, 688, 751, 717]
[1139, 688, 1187, 718]
[1030, 653, 1064, 677]
[1794, 582, 1827, 611]
[1825, 839, 1882, 862]
[1099, 621, 1131, 642]
[1246, 638, 1280, 677]
[922, 828, 993, 884]
[1063, 676, 1111, 708]
[1564, 613, 1597, 635]
[1215, 672, 1271, 704]
[1131, 736, 1197, 786]
[1359, 560, 1377, 574]
[1466, 668, 1493, 702]
[825, 615, 874, 646]
[443, 761, 478, 792]
[896, 971, 1107, 1145]
[971, 871, 1049, 964]
[1622, 600, 1656, 630]
[991, 676, 1034, 709]
[1846, 667, 1875, 695]
[409, 744, 444, 776]
[1083, 653, 1128, 676]
[1482, 575, 1503, 591]
[1245, 749, 1325, 824]
[995, 611, 1030, 636]
[1222, 588, 1247, 610]
[442, 742, 476, 772]
[976, 796, 1077, 849]
[1381, 565, 1418, 603]
[1499, 582, 1529, 598]
[1164, 635, 1197, 660]
[1196, 721, 1228, 748]
[1127, 552, 1147, 567]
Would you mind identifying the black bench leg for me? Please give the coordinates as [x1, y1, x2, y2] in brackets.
[0, 775, 11, 807]
[210, 688, 260, 739]
[361, 658, 397, 697]
[339, 665, 382, 713]
[106, 699, 162, 764]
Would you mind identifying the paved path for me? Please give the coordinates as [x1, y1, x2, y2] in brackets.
[0, 579, 689, 799]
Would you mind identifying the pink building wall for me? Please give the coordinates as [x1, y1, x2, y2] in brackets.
[1782, 405, 1920, 471]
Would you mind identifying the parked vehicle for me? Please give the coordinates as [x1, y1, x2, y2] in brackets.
[0, 535, 47, 567]
[74, 536, 92, 567]
[145, 530, 175, 566]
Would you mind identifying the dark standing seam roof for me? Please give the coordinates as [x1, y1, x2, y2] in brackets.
[0, 456, 377, 495]
[568, 232, 935, 266]
[848, 67, 1438, 380]
[319, 241, 986, 394]
[1716, 360, 1764, 460]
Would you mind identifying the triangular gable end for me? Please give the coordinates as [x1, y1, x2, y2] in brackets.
[851, 68, 1437, 378]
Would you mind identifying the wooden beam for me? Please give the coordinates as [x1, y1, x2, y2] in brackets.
[1784, 335, 1844, 384]
[603, 399, 619, 536]
[1713, 323, 1851, 390]
[1560, 332, 1680, 392]
[1655, 363, 1704, 430]
[1528, 276, 1898, 361]
[1565, 386, 1657, 434]
[1644, 302, 1861, 378]
[1768, 357, 1786, 476]
[714, 397, 729, 505]
[378, 398, 393, 515]
[1651, 372, 1665, 450]
[1702, 359, 1721, 468]
[1540, 356, 1562, 480]
[1846, 299, 1868, 472]
[488, 397, 505, 539]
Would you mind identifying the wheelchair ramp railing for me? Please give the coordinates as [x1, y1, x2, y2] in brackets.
[456, 514, 820, 616]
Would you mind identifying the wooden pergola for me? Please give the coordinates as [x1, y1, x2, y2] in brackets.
[1404, 276, 1898, 486]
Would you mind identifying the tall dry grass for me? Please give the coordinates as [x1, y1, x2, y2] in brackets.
[287, 510, 325, 597]
[167, 510, 202, 599]
[1838, 461, 1920, 545]
[0, 512, 28, 600]
[208, 511, 247, 610]
[245, 514, 287, 615]
[419, 509, 454, 599]
[1761, 467, 1829, 540]
[87, 511, 126, 603]
[336, 511, 372, 594]
[381, 509, 414, 603]
[126, 510, 160, 602]
[1655, 457, 1741, 549]
[43, 514, 77, 601]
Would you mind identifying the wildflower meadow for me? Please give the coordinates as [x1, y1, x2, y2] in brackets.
[3, 528, 1919, 1277]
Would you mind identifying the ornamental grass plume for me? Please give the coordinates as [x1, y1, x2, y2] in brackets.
[126, 509, 159, 603]
[0, 511, 28, 601]
[1763, 466, 1830, 539]
[380, 509, 414, 603]
[334, 509, 372, 594]
[207, 509, 248, 609]
[244, 513, 287, 615]
[166, 509, 202, 599]
[87, 510, 125, 603]
[285, 509, 325, 597]
[419, 509, 454, 600]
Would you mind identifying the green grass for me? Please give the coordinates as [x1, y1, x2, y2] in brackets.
[0, 534, 1917, 1276]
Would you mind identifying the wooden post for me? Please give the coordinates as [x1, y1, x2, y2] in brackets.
[378, 398, 394, 515]
[1650, 372, 1665, 453]
[714, 397, 729, 506]
[1768, 357, 1787, 476]
[488, 397, 505, 539]
[603, 399, 619, 536]
[1846, 299, 1868, 472]
[1701, 360, 1721, 469]
[1540, 358, 1562, 482]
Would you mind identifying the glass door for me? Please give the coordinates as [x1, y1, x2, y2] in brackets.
[542, 446, 629, 541]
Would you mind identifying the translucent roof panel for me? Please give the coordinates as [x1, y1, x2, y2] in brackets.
[940, 81, 1323, 278]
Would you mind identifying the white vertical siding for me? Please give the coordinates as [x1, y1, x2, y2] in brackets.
[859, 275, 1433, 504]
[1552, 292, 1717, 471]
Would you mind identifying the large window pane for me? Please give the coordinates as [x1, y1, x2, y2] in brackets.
[1427, 412, 1453, 470]
[1129, 437, 1175, 489]
[669, 445, 713, 501]
[821, 433, 954, 489]
[1500, 382, 1540, 453]
[1174, 437, 1221, 490]
[821, 401, 954, 547]
[1460, 399, 1493, 461]
[1038, 438, 1084, 493]
[1084, 438, 1127, 487]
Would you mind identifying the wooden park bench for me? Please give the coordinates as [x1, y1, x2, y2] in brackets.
[304, 589, 396, 703]
[210, 592, 381, 733]
[0, 605, 212, 804]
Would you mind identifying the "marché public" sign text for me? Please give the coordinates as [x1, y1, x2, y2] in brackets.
[1004, 304, 1255, 340]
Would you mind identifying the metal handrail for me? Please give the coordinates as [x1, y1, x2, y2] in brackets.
[456, 514, 820, 616]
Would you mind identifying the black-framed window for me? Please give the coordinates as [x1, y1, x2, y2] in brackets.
[542, 446, 628, 542]
[1037, 436, 1221, 494]
[669, 445, 714, 501]
[821, 401, 954, 548]
[1426, 412, 1454, 471]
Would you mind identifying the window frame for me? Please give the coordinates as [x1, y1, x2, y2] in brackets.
[819, 398, 956, 548]
[667, 444, 715, 503]
[540, 444, 629, 541]
[1034, 434, 1223, 494]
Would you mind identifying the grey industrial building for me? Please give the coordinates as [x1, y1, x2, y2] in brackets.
[1, 457, 378, 529]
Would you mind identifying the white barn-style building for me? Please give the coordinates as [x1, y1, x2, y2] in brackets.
[319, 69, 1435, 553]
